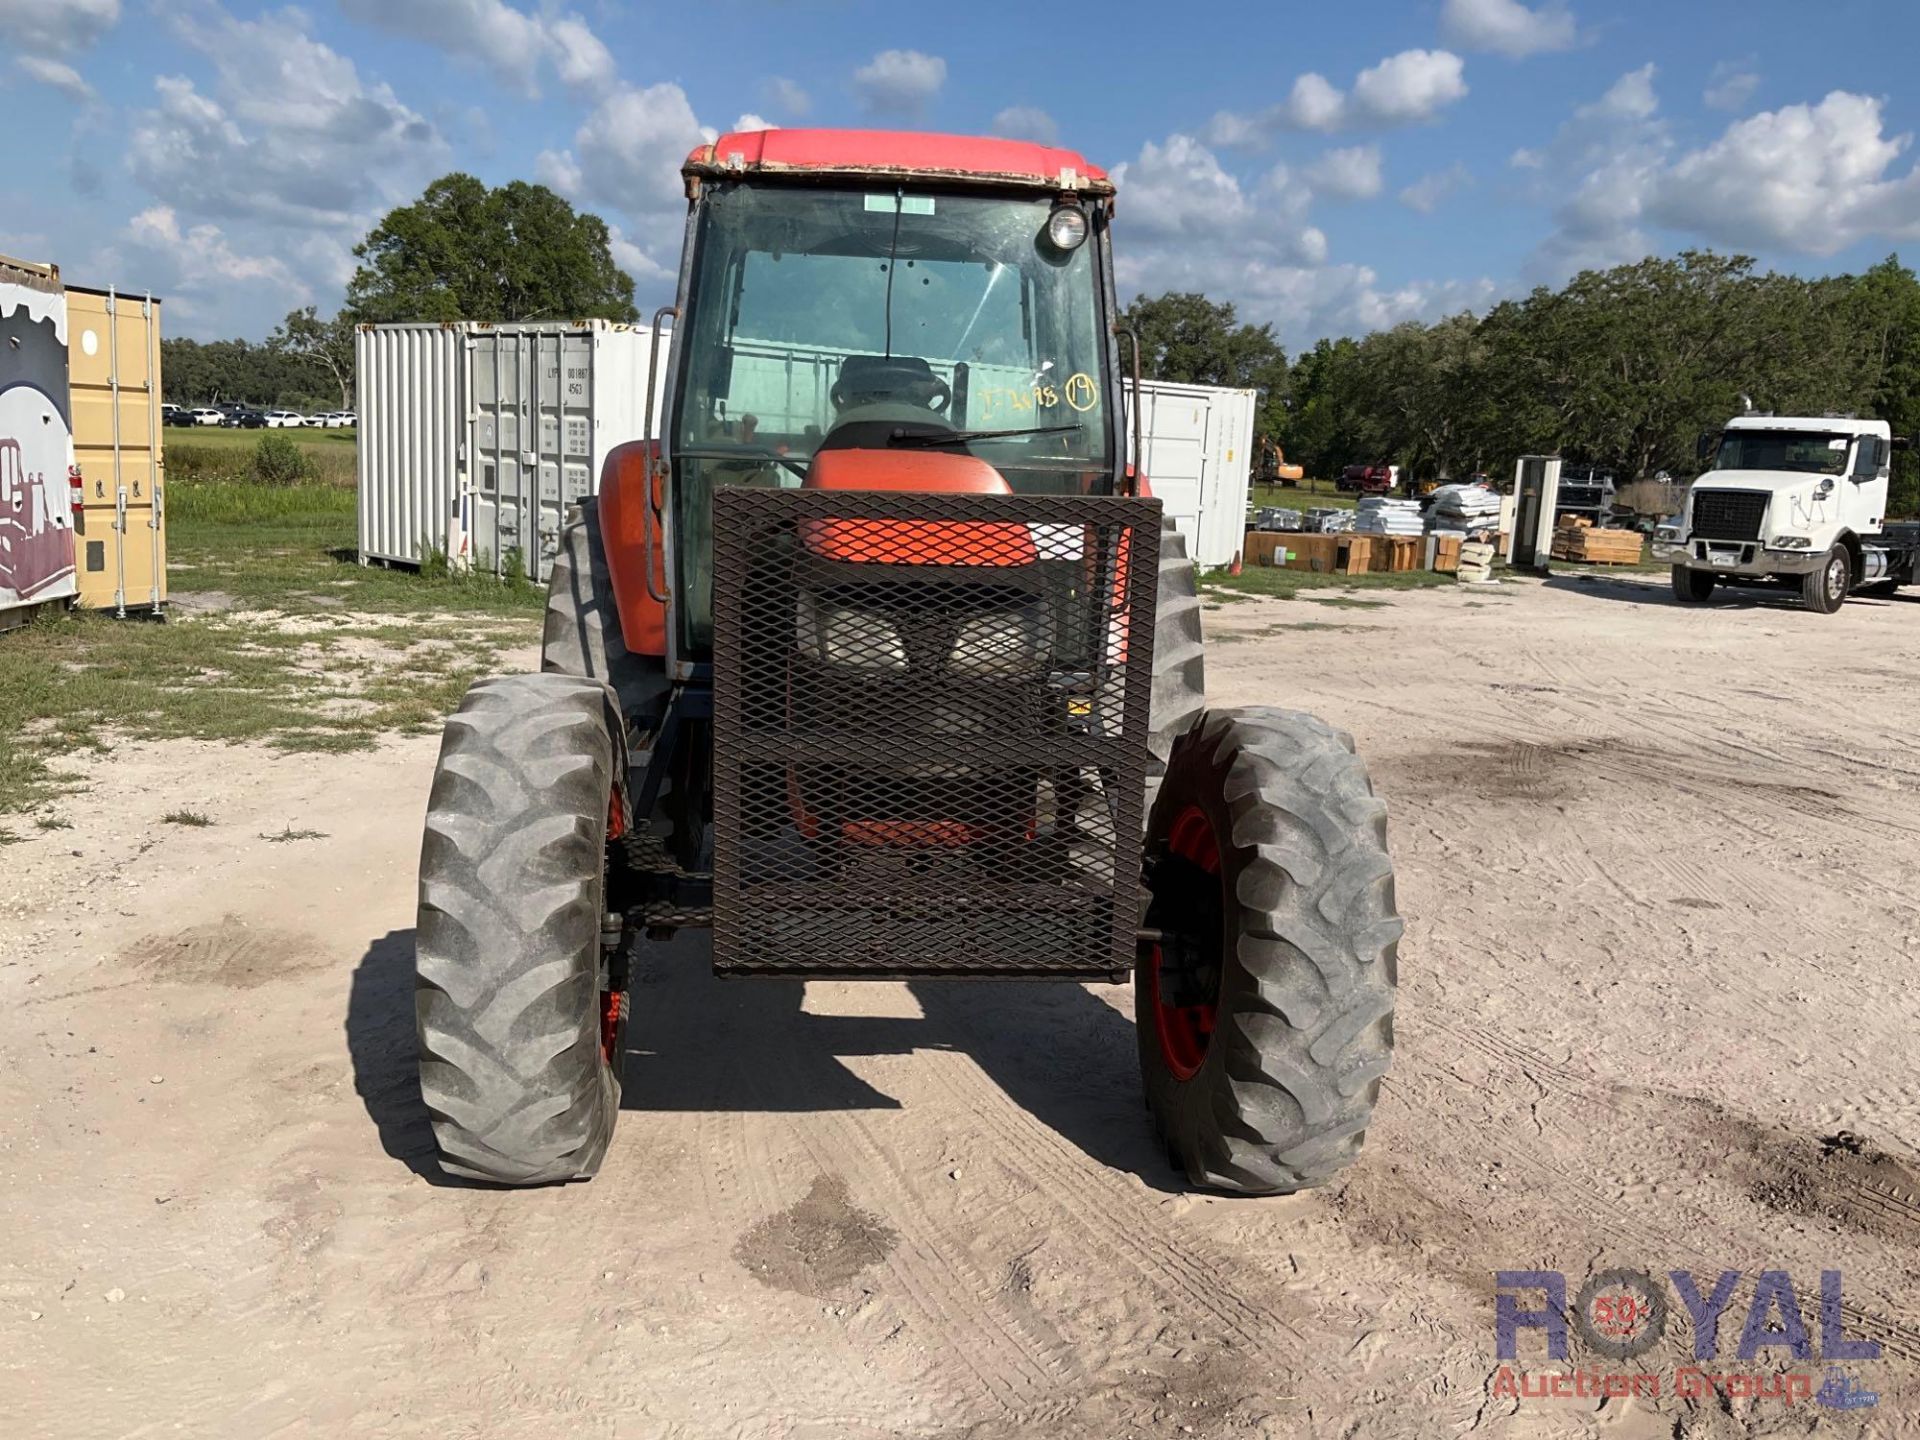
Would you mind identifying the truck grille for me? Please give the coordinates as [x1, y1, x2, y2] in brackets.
[1691, 489, 1768, 542]
[709, 486, 1159, 979]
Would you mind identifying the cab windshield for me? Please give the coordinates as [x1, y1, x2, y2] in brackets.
[1713, 430, 1852, 475]
[669, 182, 1115, 651]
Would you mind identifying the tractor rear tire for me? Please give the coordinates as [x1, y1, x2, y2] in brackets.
[415, 673, 625, 1185]
[543, 498, 670, 732]
[1146, 517, 1207, 822]
[1670, 566, 1715, 603]
[1139, 707, 1400, 1194]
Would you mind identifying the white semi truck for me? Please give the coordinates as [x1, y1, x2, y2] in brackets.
[1657, 413, 1920, 614]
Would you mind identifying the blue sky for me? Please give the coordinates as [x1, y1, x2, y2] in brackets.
[5, 0, 1920, 345]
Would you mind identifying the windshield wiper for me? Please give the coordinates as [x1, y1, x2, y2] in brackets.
[888, 423, 1083, 448]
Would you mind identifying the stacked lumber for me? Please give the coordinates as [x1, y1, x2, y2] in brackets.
[1550, 516, 1644, 565]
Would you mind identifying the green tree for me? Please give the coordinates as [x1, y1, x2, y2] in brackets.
[345, 174, 638, 325]
[269, 306, 356, 410]
[1120, 292, 1290, 437]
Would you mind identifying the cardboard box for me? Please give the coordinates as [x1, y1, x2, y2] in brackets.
[1335, 536, 1374, 574]
[1282, 534, 1340, 572]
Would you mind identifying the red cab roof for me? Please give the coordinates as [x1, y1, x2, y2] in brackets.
[684, 129, 1112, 195]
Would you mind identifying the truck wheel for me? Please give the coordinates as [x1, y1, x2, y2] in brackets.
[1139, 707, 1401, 1193]
[1801, 545, 1851, 614]
[1146, 517, 1207, 821]
[415, 673, 626, 1185]
[544, 498, 670, 733]
[1670, 566, 1715, 603]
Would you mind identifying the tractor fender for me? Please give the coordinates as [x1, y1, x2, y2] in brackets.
[596, 441, 670, 658]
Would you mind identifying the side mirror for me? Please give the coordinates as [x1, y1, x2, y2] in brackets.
[1695, 431, 1717, 463]
[1875, 437, 1892, 469]
[1894, 436, 1911, 452]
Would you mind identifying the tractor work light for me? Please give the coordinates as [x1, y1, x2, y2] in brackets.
[1046, 205, 1089, 252]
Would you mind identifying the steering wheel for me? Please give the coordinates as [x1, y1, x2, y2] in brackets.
[831, 358, 951, 415]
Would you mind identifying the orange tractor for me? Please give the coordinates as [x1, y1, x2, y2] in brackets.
[414, 130, 1401, 1191]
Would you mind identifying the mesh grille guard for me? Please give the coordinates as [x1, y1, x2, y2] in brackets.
[710, 486, 1161, 978]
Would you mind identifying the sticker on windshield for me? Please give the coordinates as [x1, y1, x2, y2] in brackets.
[1064, 373, 1099, 412]
[863, 195, 936, 215]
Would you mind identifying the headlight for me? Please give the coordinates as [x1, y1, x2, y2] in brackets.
[1654, 525, 1681, 542]
[796, 595, 907, 671]
[1045, 205, 1089, 252]
[950, 604, 1053, 675]
[1769, 535, 1813, 549]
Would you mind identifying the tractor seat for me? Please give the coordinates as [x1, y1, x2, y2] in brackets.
[831, 355, 947, 412]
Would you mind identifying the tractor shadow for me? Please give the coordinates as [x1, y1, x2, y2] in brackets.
[1543, 573, 1920, 611]
[346, 927, 1179, 1192]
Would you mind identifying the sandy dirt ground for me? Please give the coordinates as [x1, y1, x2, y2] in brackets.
[5, 573, 1920, 1439]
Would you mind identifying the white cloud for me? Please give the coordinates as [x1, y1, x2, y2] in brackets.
[1308, 145, 1384, 201]
[128, 8, 442, 232]
[732, 113, 775, 133]
[1440, 0, 1577, 58]
[852, 49, 945, 117]
[1649, 92, 1920, 256]
[1510, 147, 1545, 169]
[335, 0, 612, 97]
[1206, 49, 1467, 145]
[765, 76, 811, 118]
[992, 105, 1059, 145]
[540, 82, 705, 217]
[1106, 132, 1483, 342]
[1401, 162, 1472, 213]
[16, 54, 94, 100]
[1352, 50, 1470, 125]
[0, 0, 118, 58]
[1580, 63, 1658, 121]
[1703, 60, 1760, 113]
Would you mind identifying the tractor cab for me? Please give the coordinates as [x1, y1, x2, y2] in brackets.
[665, 131, 1127, 656]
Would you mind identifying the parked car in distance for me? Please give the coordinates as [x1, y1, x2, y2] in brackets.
[263, 410, 306, 428]
[191, 407, 225, 426]
[313, 411, 355, 428]
[1337, 463, 1395, 495]
[160, 402, 185, 425]
[229, 408, 268, 428]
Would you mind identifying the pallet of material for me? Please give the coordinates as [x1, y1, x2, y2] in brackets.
[1431, 535, 1463, 574]
[1369, 536, 1423, 573]
[1550, 520, 1644, 565]
[1457, 539, 1497, 583]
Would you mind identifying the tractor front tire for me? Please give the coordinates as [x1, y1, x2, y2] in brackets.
[1139, 707, 1401, 1193]
[415, 673, 625, 1185]
[1146, 516, 1207, 822]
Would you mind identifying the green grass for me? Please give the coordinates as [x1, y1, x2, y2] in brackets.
[1249, 479, 1360, 512]
[0, 480, 541, 818]
[162, 808, 212, 827]
[168, 427, 356, 488]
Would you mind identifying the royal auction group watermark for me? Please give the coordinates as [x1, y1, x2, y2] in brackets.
[1494, 1268, 1880, 1410]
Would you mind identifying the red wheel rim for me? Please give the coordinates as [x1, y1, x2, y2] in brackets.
[1149, 804, 1222, 1080]
[600, 988, 624, 1065]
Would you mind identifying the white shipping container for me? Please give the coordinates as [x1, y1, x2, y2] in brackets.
[357, 319, 670, 581]
[1126, 379, 1257, 569]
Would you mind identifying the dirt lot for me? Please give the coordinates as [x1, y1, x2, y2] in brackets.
[5, 572, 1920, 1439]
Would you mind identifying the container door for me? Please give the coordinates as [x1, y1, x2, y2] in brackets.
[1136, 388, 1208, 560]
[470, 331, 528, 579]
[0, 271, 77, 619]
[557, 331, 595, 561]
[68, 290, 165, 612]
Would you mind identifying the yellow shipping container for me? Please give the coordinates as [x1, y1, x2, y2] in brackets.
[66, 286, 166, 613]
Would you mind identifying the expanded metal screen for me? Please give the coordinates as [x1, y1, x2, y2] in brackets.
[710, 486, 1161, 978]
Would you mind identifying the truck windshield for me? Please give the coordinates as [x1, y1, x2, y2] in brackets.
[1713, 431, 1851, 475]
[669, 182, 1115, 652]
